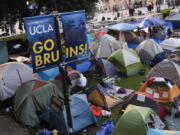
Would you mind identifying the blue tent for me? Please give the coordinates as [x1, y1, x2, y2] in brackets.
[108, 23, 138, 31]
[131, 16, 167, 28]
[63, 94, 97, 133]
[40, 94, 97, 134]
[148, 128, 180, 135]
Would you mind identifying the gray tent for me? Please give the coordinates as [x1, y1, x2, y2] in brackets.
[90, 34, 128, 58]
[165, 14, 180, 22]
[147, 59, 180, 88]
[136, 39, 163, 65]
[87, 59, 119, 78]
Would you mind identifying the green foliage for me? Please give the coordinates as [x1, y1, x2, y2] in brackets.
[0, 0, 98, 22]
[160, 9, 171, 19]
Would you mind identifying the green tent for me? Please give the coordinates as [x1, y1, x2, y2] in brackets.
[14, 80, 64, 127]
[111, 105, 157, 135]
[108, 48, 143, 76]
[0, 41, 8, 64]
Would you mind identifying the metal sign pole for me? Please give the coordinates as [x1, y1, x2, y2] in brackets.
[54, 15, 73, 134]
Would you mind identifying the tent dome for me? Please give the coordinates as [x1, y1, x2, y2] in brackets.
[0, 62, 38, 101]
[147, 59, 180, 88]
[14, 80, 64, 127]
[87, 59, 119, 79]
[90, 34, 127, 58]
[108, 48, 143, 76]
[111, 105, 161, 135]
[160, 38, 180, 52]
[136, 39, 163, 65]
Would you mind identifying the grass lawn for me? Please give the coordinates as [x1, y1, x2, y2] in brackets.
[78, 65, 150, 135]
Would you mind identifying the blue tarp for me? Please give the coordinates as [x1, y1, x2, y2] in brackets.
[87, 34, 94, 43]
[128, 43, 139, 50]
[148, 128, 180, 135]
[151, 52, 165, 67]
[94, 121, 114, 135]
[108, 23, 138, 32]
[149, 37, 166, 44]
[131, 16, 168, 28]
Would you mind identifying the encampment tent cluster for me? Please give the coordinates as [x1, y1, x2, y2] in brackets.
[1, 12, 180, 135]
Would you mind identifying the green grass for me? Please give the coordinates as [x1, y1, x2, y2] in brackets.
[160, 9, 171, 19]
[0, 34, 27, 42]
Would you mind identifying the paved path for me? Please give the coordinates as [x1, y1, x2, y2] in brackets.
[0, 115, 29, 135]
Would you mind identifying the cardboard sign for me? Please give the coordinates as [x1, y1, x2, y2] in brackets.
[137, 94, 145, 102]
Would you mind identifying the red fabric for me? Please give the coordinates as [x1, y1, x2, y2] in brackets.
[117, 88, 126, 94]
[159, 104, 167, 119]
[90, 105, 102, 117]
[142, 32, 147, 38]
[146, 77, 155, 86]
[55, 68, 79, 81]
[55, 73, 63, 81]
[94, 31, 107, 38]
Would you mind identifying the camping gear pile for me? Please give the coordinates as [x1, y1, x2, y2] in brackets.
[2, 15, 180, 135]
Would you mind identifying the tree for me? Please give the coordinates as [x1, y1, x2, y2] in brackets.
[0, 0, 98, 23]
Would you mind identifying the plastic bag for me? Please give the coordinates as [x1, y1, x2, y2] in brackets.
[94, 121, 114, 135]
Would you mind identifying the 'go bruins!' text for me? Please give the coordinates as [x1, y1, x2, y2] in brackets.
[29, 24, 88, 67]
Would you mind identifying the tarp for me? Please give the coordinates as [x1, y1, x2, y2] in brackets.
[148, 128, 180, 135]
[132, 16, 167, 28]
[164, 108, 180, 131]
[108, 23, 138, 32]
[151, 52, 165, 67]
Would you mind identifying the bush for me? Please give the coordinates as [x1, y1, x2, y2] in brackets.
[160, 9, 171, 19]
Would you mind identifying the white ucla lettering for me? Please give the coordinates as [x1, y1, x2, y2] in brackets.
[29, 27, 35, 35]
[36, 25, 42, 34]
[29, 24, 54, 35]
[48, 24, 53, 32]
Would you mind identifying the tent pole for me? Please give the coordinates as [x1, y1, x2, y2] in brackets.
[54, 15, 73, 134]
